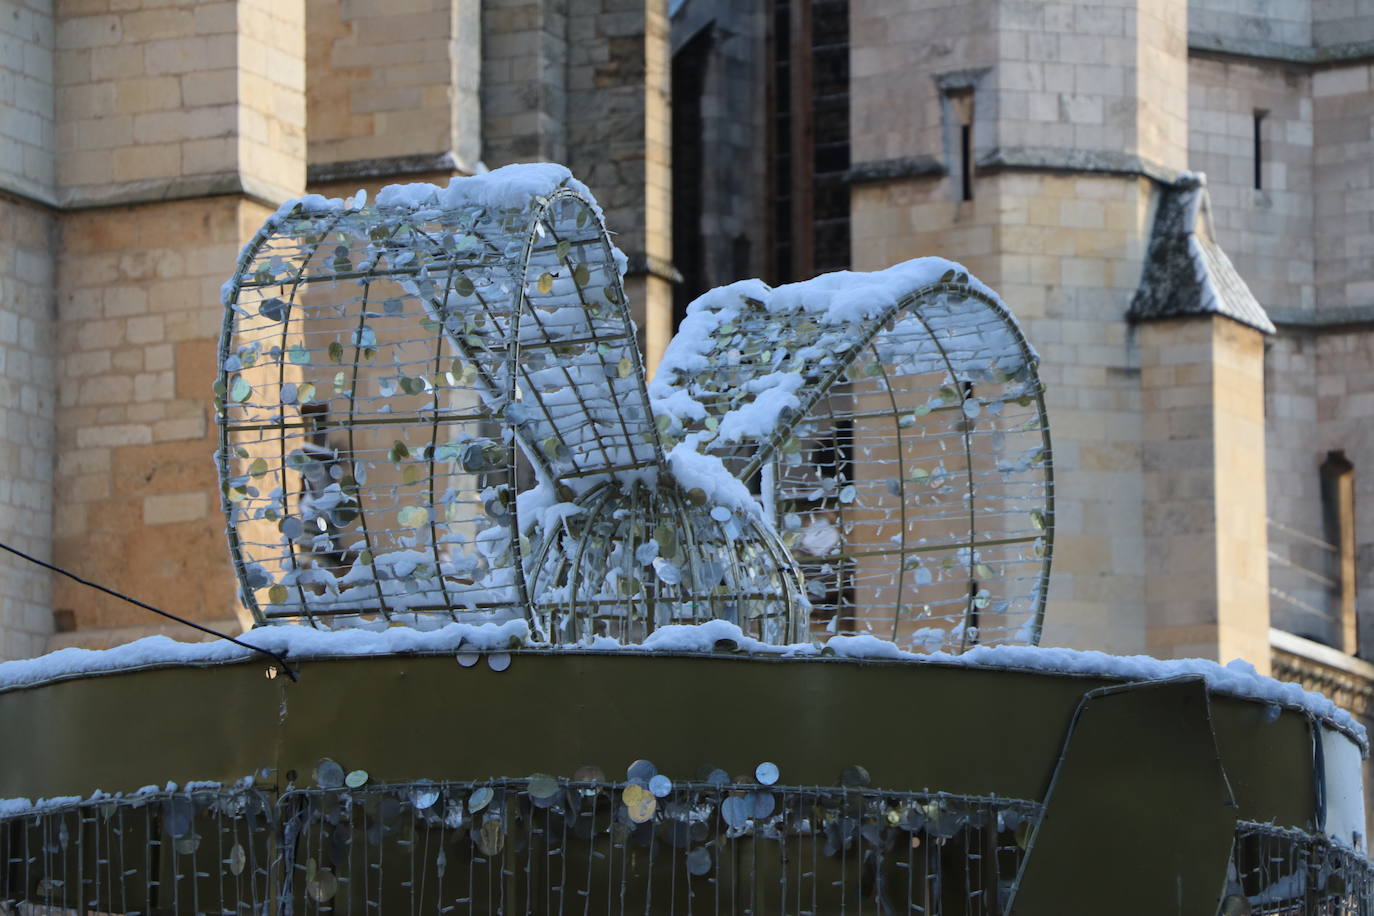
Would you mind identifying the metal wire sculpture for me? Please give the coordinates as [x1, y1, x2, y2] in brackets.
[4, 780, 1368, 915]
[0, 778, 1044, 916]
[217, 164, 1052, 651]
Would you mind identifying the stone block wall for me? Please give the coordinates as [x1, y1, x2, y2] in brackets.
[0, 0, 683, 658]
[0, 2, 57, 660]
[993, 3, 1133, 156]
[0, 0, 55, 204]
[1313, 63, 1374, 311]
[1211, 318, 1272, 669]
[1264, 333, 1331, 642]
[1314, 329, 1374, 656]
[24, 0, 310, 652]
[1188, 57, 1314, 312]
[481, 0, 568, 165]
[1139, 319, 1221, 659]
[306, 0, 480, 173]
[1189, 0, 1374, 55]
[0, 194, 57, 660]
[8, 0, 1368, 675]
[1183, 32, 1374, 662]
[1190, 0, 1313, 52]
[49, 197, 271, 642]
[479, 0, 673, 370]
[990, 0, 1188, 172]
[847, 0, 1210, 659]
[849, 0, 994, 168]
[1136, 0, 1191, 170]
[996, 173, 1154, 656]
[237, 0, 307, 200]
[1140, 317, 1271, 671]
[850, 181, 997, 281]
[53, 0, 304, 206]
[1314, 0, 1374, 48]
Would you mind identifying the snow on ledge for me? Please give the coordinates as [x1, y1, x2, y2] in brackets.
[0, 778, 250, 821]
[0, 620, 1362, 748]
[0, 620, 532, 694]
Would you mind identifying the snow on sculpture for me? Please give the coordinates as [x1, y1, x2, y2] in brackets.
[217, 164, 1052, 652]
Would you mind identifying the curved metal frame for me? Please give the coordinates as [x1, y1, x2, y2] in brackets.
[218, 179, 1050, 651]
[740, 280, 1054, 644]
[654, 273, 1054, 651]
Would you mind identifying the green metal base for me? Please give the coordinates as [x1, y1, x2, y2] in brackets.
[0, 650, 1365, 914]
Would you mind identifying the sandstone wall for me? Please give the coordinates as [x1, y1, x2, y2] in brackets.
[53, 0, 304, 206]
[1138, 318, 1270, 671]
[848, 0, 1193, 659]
[992, 0, 1188, 173]
[1188, 57, 1315, 311]
[1189, 0, 1313, 53]
[1314, 329, 1374, 657]
[1314, 0, 1374, 48]
[995, 173, 1155, 656]
[1, 0, 55, 203]
[850, 0, 994, 167]
[0, 194, 57, 659]
[50, 197, 270, 644]
[306, 0, 480, 176]
[1313, 63, 1374, 311]
[1264, 334, 1330, 643]
[0, 1, 57, 660]
[33, 0, 308, 651]
[481, 0, 568, 165]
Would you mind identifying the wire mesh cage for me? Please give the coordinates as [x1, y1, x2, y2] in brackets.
[1224, 821, 1374, 915]
[218, 167, 798, 642]
[650, 267, 1053, 651]
[217, 165, 1051, 651]
[0, 778, 1044, 916]
[6, 784, 1368, 915]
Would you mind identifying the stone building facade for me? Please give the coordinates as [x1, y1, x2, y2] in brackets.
[0, 0, 670, 655]
[670, 0, 1374, 822]
[674, 0, 1374, 657]
[2, 0, 1374, 729]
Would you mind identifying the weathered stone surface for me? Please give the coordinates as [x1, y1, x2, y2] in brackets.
[0, 194, 57, 660]
[1128, 174, 1275, 333]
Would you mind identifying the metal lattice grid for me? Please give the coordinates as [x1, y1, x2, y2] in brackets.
[1, 779, 1042, 916]
[219, 175, 799, 643]
[1222, 821, 1374, 915]
[651, 273, 1053, 652]
[0, 786, 273, 914]
[8, 786, 1369, 914]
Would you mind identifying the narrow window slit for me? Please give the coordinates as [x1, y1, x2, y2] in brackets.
[942, 87, 975, 202]
[960, 122, 973, 201]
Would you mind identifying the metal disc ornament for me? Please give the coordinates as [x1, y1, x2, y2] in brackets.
[468, 787, 494, 813]
[686, 847, 713, 876]
[314, 758, 344, 789]
[755, 762, 779, 786]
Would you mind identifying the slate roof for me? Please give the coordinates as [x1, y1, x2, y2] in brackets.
[1128, 173, 1276, 335]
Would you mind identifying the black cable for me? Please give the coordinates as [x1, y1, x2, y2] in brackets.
[0, 540, 297, 681]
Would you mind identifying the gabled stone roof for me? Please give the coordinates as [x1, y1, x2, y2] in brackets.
[1128, 174, 1276, 335]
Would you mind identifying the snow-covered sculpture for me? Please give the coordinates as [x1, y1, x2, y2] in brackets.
[217, 164, 1052, 651]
